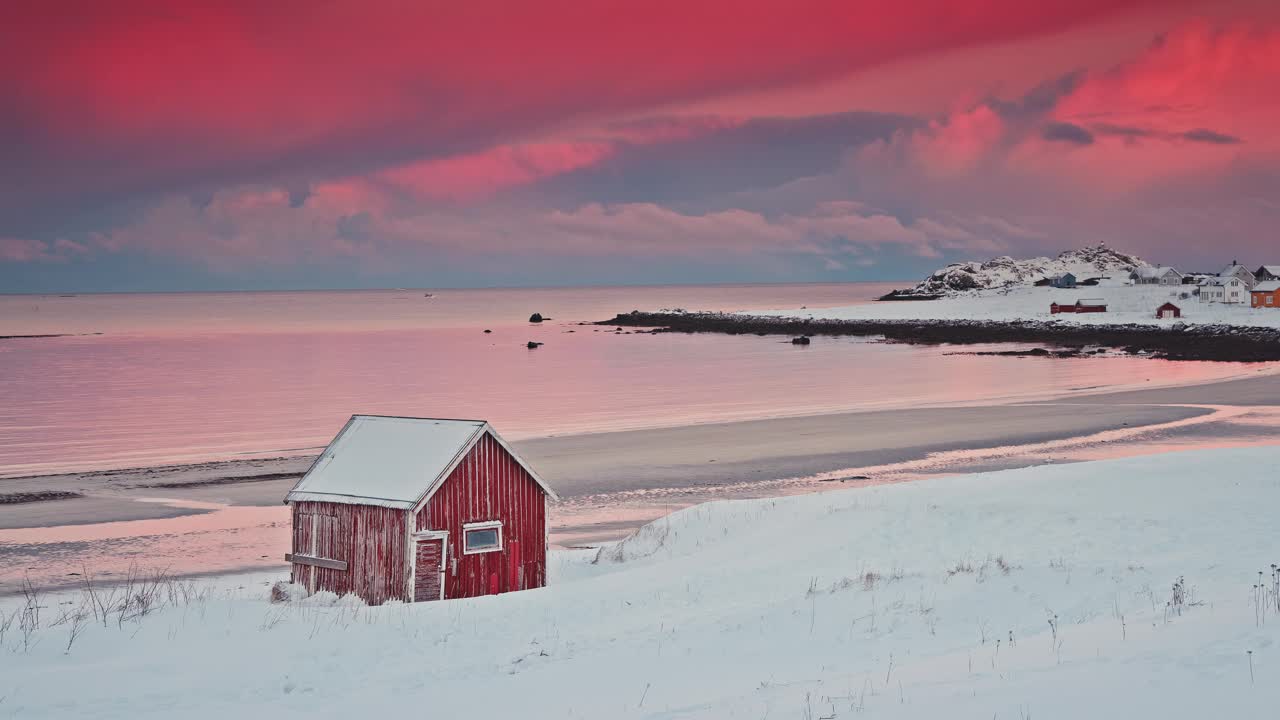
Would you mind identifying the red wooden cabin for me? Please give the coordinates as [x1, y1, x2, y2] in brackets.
[284, 415, 557, 605]
[1155, 302, 1182, 319]
[1050, 299, 1108, 314]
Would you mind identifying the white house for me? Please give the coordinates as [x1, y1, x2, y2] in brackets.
[1129, 266, 1184, 286]
[1199, 276, 1248, 304]
[1219, 262, 1257, 289]
[1255, 265, 1280, 282]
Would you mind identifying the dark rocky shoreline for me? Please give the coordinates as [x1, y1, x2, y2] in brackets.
[597, 311, 1280, 362]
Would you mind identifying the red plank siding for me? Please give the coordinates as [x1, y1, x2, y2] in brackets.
[416, 432, 547, 600]
[290, 501, 409, 605]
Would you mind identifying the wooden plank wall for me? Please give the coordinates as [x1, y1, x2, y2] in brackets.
[291, 501, 409, 605]
[417, 432, 547, 599]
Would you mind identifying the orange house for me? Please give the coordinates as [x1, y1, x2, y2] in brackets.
[1251, 281, 1280, 309]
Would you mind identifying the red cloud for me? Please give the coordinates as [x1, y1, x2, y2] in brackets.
[2, 0, 1182, 202]
[378, 142, 617, 202]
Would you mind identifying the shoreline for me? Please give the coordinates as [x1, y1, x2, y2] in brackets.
[4, 371, 1280, 593]
[6, 367, 1280, 523]
[599, 311, 1280, 361]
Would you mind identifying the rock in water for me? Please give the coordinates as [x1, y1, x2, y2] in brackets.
[791, 336, 811, 345]
[527, 341, 543, 349]
[483, 329, 492, 334]
[529, 313, 544, 323]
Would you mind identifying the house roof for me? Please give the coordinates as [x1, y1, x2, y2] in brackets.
[1219, 263, 1253, 277]
[1077, 298, 1106, 305]
[1157, 301, 1180, 308]
[1252, 281, 1280, 293]
[1131, 266, 1180, 278]
[1257, 265, 1280, 275]
[285, 415, 557, 509]
[1200, 276, 1238, 286]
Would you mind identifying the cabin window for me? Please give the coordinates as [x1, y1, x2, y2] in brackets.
[1268, 296, 1274, 305]
[463, 521, 503, 554]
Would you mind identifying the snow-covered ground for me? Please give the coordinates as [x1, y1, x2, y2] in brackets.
[3, 448, 1279, 719]
[761, 281, 1280, 329]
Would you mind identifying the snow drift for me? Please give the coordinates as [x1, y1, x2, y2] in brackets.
[3, 447, 1279, 719]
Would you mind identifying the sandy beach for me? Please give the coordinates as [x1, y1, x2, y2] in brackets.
[0, 370, 1273, 521]
[3, 368, 1277, 593]
[0, 394, 1223, 530]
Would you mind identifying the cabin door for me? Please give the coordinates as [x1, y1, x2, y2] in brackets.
[413, 537, 446, 602]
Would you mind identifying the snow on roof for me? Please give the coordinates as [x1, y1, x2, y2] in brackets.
[1252, 280, 1280, 293]
[1200, 276, 1238, 286]
[1258, 265, 1280, 275]
[286, 415, 556, 509]
[1219, 263, 1252, 276]
[1131, 266, 1180, 278]
[1077, 298, 1107, 305]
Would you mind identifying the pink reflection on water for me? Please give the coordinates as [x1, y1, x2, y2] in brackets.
[1, 329, 1264, 478]
[0, 501, 292, 593]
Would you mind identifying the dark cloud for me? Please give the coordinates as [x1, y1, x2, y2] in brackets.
[1091, 123, 1154, 138]
[1041, 122, 1095, 145]
[1182, 128, 1243, 145]
[529, 111, 917, 208]
[989, 72, 1084, 120]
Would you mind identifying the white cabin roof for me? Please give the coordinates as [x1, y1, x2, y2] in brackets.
[1258, 265, 1280, 275]
[285, 415, 556, 509]
[1132, 266, 1180, 278]
[1077, 298, 1107, 305]
[1200, 276, 1238, 287]
[1253, 280, 1280, 293]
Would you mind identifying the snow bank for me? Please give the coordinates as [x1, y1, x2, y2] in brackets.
[4, 448, 1280, 719]
[762, 281, 1280, 329]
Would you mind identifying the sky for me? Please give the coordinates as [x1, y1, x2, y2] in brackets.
[2, 0, 1279, 292]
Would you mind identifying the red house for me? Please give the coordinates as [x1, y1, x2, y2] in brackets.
[1050, 299, 1108, 314]
[1155, 302, 1182, 319]
[284, 415, 557, 605]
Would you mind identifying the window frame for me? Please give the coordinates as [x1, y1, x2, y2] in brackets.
[462, 520, 504, 555]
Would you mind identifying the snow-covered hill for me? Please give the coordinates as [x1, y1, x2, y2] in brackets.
[4, 447, 1279, 719]
[906, 245, 1148, 295]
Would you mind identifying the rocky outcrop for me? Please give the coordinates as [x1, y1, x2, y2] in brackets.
[899, 245, 1148, 297]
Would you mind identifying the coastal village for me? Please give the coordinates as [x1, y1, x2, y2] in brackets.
[846, 246, 1280, 332]
[1043, 261, 1280, 317]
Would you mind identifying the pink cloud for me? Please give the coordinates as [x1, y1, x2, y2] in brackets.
[0, 237, 87, 263]
[3, 0, 1185, 204]
[378, 142, 617, 202]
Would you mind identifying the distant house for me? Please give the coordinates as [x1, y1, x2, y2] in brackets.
[1255, 266, 1280, 282]
[1051, 299, 1107, 314]
[1219, 262, 1257, 289]
[1198, 276, 1248, 304]
[285, 415, 558, 606]
[1155, 302, 1182, 319]
[1049, 272, 1077, 289]
[1130, 266, 1184, 286]
[1250, 281, 1280, 309]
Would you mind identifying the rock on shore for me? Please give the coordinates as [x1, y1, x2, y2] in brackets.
[599, 311, 1280, 362]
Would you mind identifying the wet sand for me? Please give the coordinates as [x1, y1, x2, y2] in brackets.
[3, 370, 1279, 592]
[8, 369, 1280, 530]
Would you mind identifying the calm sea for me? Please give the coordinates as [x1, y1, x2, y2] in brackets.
[0, 283, 1251, 477]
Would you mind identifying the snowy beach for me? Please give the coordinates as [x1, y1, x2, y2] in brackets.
[4, 368, 1279, 594]
[3, 445, 1278, 719]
